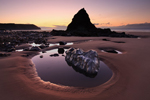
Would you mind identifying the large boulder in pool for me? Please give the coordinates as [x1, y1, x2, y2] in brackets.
[65, 48, 100, 76]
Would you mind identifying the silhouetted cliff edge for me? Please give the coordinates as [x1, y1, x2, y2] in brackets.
[51, 8, 138, 38]
[0, 23, 41, 30]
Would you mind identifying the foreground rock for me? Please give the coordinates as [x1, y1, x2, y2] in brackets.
[65, 48, 100, 77]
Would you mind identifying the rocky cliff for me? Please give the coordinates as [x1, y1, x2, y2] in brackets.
[51, 8, 138, 38]
[0, 23, 41, 30]
[66, 8, 96, 32]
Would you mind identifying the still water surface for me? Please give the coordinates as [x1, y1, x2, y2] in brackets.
[32, 49, 113, 87]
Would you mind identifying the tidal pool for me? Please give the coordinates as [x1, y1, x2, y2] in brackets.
[32, 49, 113, 87]
[16, 49, 23, 52]
[30, 42, 73, 47]
[101, 49, 122, 54]
[16, 42, 73, 52]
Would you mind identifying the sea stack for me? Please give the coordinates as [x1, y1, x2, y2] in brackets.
[51, 8, 137, 37]
[66, 8, 96, 32]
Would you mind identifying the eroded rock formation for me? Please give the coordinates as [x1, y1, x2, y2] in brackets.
[50, 8, 138, 38]
[65, 48, 100, 77]
[66, 8, 96, 32]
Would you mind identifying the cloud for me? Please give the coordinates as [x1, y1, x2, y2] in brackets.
[123, 23, 150, 29]
[53, 25, 67, 30]
[110, 22, 150, 29]
[94, 22, 111, 26]
[93, 23, 99, 25]
[99, 22, 110, 25]
[40, 27, 53, 30]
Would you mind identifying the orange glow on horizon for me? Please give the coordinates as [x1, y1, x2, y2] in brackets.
[0, 0, 150, 29]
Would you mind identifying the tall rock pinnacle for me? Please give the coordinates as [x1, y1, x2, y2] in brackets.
[66, 8, 96, 31]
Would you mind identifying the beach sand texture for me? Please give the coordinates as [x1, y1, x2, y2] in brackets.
[0, 32, 150, 100]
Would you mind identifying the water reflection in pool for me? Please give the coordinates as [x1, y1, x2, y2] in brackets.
[32, 49, 113, 87]
[30, 42, 73, 47]
[16, 42, 73, 52]
[16, 49, 23, 52]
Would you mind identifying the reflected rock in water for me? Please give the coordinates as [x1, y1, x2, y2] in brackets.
[58, 48, 64, 54]
[65, 48, 100, 77]
[50, 53, 59, 57]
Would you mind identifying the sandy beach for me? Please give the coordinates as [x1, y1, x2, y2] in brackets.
[0, 32, 150, 100]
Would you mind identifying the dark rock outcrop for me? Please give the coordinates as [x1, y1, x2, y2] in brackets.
[0, 23, 41, 30]
[66, 8, 96, 32]
[50, 29, 68, 36]
[50, 8, 138, 38]
[65, 48, 100, 77]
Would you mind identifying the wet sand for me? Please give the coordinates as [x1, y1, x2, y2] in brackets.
[0, 32, 150, 100]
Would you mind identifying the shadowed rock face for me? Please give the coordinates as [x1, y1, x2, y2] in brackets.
[66, 8, 96, 32]
[65, 48, 100, 77]
[50, 8, 138, 38]
[0, 23, 41, 30]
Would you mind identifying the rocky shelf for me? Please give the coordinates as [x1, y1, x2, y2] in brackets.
[0, 23, 41, 30]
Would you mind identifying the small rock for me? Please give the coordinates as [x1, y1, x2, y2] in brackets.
[102, 39, 110, 41]
[103, 49, 118, 53]
[42, 51, 46, 53]
[7, 48, 15, 52]
[59, 41, 67, 45]
[30, 46, 41, 51]
[58, 48, 64, 54]
[40, 55, 43, 58]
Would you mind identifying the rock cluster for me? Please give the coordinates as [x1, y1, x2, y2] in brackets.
[0, 31, 50, 52]
[0, 53, 11, 57]
[65, 48, 100, 77]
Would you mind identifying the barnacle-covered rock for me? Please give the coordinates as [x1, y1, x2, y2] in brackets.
[65, 48, 100, 77]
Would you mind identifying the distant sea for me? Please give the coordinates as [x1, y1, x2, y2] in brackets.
[11, 28, 150, 32]
[111, 28, 150, 32]
[11, 29, 51, 32]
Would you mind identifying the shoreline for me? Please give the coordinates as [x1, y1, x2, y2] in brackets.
[0, 32, 150, 100]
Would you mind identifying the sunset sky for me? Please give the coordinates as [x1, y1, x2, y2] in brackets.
[0, 0, 150, 30]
